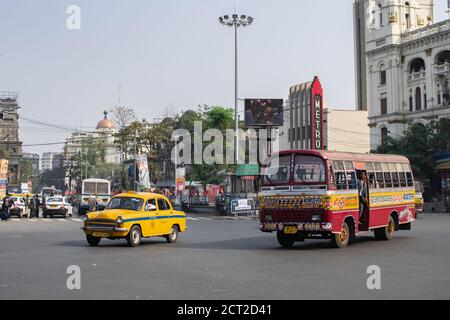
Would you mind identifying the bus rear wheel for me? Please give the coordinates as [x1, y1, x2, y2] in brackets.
[331, 222, 351, 248]
[374, 216, 395, 241]
[277, 231, 296, 248]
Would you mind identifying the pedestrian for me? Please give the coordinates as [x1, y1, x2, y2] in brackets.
[1, 193, 13, 222]
[35, 195, 41, 218]
[357, 171, 368, 221]
[29, 195, 38, 218]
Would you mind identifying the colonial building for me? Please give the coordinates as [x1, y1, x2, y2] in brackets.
[0, 92, 22, 188]
[64, 111, 121, 165]
[279, 77, 370, 153]
[354, 0, 450, 149]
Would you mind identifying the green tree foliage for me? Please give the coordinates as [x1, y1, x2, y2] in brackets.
[374, 118, 450, 197]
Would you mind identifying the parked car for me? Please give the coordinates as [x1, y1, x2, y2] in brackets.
[9, 196, 30, 218]
[43, 196, 73, 218]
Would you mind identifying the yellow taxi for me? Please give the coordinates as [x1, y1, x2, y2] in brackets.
[81, 192, 187, 247]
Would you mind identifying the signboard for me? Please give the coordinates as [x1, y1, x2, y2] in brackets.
[235, 199, 252, 211]
[21, 183, 30, 194]
[236, 164, 260, 177]
[136, 154, 151, 190]
[0, 159, 8, 176]
[311, 76, 324, 150]
[244, 99, 284, 127]
[0, 159, 8, 198]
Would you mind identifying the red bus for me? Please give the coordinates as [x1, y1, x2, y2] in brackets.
[259, 150, 416, 248]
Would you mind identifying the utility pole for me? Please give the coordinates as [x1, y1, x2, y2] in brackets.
[133, 130, 138, 192]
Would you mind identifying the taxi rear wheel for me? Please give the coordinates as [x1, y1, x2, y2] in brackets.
[127, 225, 142, 247]
[86, 235, 101, 246]
[165, 225, 179, 243]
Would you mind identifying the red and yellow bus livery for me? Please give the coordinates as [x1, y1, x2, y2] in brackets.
[259, 150, 415, 248]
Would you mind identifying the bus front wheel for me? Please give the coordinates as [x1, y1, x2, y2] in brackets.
[331, 222, 351, 248]
[277, 231, 296, 248]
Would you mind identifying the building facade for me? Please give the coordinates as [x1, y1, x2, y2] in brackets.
[22, 153, 40, 174]
[279, 77, 370, 153]
[0, 92, 22, 188]
[41, 152, 64, 171]
[354, 0, 450, 149]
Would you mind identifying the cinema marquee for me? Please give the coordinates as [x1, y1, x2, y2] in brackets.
[311, 76, 324, 150]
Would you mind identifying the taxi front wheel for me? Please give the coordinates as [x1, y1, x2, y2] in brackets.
[86, 235, 101, 247]
[127, 225, 142, 247]
[165, 225, 179, 243]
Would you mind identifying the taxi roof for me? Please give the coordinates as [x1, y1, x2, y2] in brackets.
[113, 191, 168, 199]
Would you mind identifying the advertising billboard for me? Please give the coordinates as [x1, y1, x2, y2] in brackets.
[0, 159, 8, 198]
[244, 99, 284, 127]
[136, 154, 151, 190]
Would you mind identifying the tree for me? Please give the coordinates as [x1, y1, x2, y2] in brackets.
[109, 106, 137, 130]
[374, 118, 450, 198]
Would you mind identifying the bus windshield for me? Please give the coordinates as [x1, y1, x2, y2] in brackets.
[262, 154, 326, 186]
[293, 155, 326, 183]
[262, 155, 291, 185]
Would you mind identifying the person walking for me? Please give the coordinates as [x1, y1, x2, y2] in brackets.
[30, 195, 38, 218]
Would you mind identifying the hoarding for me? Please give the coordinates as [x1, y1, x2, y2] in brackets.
[244, 99, 284, 127]
[136, 154, 151, 190]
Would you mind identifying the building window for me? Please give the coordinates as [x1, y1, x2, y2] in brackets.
[409, 58, 425, 73]
[380, 68, 386, 85]
[381, 127, 388, 145]
[424, 93, 427, 109]
[380, 97, 388, 115]
[409, 96, 413, 111]
[415, 87, 422, 110]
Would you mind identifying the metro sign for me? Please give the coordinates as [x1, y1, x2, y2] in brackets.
[311, 76, 324, 150]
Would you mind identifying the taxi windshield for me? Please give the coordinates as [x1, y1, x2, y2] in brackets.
[107, 197, 144, 211]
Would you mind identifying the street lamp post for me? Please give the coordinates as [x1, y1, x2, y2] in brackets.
[219, 14, 253, 164]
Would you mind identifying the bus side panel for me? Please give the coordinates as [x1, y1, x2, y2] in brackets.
[369, 204, 415, 229]
[327, 210, 359, 234]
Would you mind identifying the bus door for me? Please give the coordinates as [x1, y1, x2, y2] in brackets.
[355, 163, 370, 231]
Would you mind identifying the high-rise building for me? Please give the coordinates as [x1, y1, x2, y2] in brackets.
[279, 77, 370, 153]
[41, 152, 64, 171]
[353, 0, 450, 149]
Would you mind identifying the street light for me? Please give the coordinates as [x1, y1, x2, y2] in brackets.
[219, 13, 254, 163]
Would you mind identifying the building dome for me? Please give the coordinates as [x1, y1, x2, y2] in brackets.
[96, 111, 115, 130]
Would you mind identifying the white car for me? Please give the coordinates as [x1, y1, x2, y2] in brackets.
[10, 196, 30, 218]
[43, 197, 73, 218]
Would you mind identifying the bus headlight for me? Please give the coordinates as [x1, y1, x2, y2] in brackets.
[312, 214, 321, 222]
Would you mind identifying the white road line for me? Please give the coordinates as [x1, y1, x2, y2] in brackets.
[11, 219, 20, 222]
[28, 219, 38, 222]
[41, 219, 53, 222]
[197, 217, 213, 221]
[56, 219, 68, 222]
[71, 218, 83, 222]
[187, 217, 200, 221]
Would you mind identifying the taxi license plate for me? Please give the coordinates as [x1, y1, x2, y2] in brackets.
[284, 226, 298, 234]
[92, 232, 109, 238]
[50, 205, 57, 208]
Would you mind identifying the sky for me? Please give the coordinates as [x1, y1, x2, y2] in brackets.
[0, 0, 449, 155]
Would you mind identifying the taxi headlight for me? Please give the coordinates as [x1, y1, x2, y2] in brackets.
[117, 216, 124, 224]
[82, 215, 88, 225]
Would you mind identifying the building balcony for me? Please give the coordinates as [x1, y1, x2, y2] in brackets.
[434, 62, 450, 75]
[407, 70, 426, 83]
[402, 20, 450, 43]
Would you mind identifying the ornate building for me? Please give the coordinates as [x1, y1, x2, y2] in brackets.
[354, 0, 450, 149]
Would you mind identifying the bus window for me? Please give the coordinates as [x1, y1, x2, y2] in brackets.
[346, 171, 357, 189]
[396, 163, 407, 187]
[333, 161, 345, 171]
[335, 172, 347, 190]
[328, 163, 335, 189]
[376, 172, 385, 188]
[344, 161, 354, 171]
[389, 163, 399, 187]
[84, 182, 96, 194]
[97, 182, 109, 194]
[262, 155, 291, 185]
[366, 162, 377, 188]
[406, 172, 413, 186]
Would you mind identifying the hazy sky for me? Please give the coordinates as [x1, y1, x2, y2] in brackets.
[1, 0, 448, 155]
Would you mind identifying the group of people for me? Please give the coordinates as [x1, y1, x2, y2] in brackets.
[1, 194, 41, 222]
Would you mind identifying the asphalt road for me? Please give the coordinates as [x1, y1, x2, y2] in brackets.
[0, 214, 449, 300]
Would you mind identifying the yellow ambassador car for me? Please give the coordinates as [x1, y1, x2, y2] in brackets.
[81, 192, 187, 247]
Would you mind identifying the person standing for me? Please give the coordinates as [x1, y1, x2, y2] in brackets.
[357, 172, 368, 221]
[2, 194, 13, 221]
[29, 195, 38, 218]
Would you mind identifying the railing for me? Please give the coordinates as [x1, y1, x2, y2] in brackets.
[407, 70, 426, 82]
[402, 20, 450, 43]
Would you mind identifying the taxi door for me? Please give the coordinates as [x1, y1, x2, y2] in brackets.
[142, 198, 158, 236]
[157, 198, 172, 234]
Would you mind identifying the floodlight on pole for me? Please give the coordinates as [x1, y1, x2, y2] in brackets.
[218, 13, 254, 164]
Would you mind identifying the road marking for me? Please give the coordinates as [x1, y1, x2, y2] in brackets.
[28, 219, 38, 222]
[11, 218, 20, 222]
[41, 219, 53, 222]
[57, 219, 68, 222]
[71, 218, 83, 222]
[187, 217, 200, 221]
[197, 217, 213, 221]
